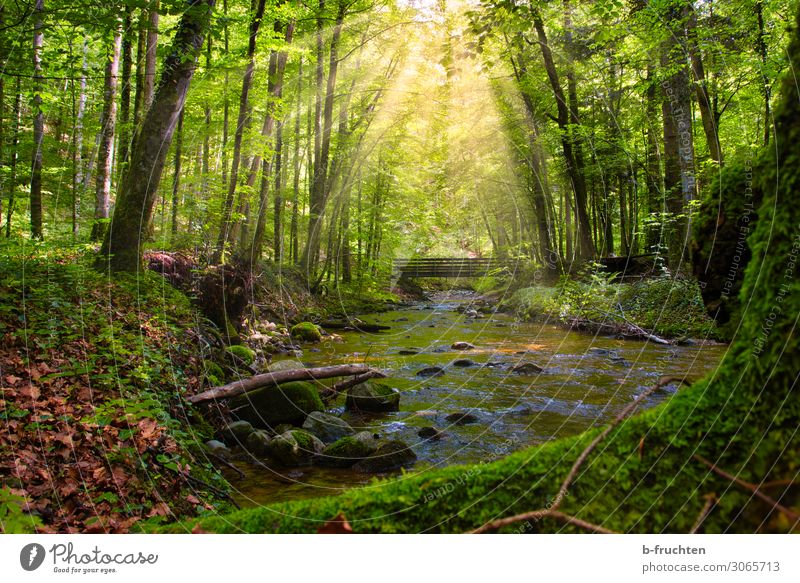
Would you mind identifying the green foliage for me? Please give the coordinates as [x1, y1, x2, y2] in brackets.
[0, 487, 42, 534]
[225, 344, 255, 365]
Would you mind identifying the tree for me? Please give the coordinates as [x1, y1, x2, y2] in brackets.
[30, 0, 45, 239]
[98, 0, 215, 272]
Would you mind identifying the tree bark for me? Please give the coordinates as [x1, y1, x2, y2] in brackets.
[98, 0, 215, 272]
[171, 106, 184, 237]
[6, 78, 21, 238]
[144, 1, 159, 110]
[30, 0, 45, 239]
[188, 363, 378, 404]
[91, 26, 122, 242]
[118, 8, 134, 175]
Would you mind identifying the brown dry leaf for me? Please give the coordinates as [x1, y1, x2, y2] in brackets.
[186, 494, 201, 505]
[20, 384, 41, 400]
[3, 374, 22, 386]
[317, 513, 353, 534]
[191, 523, 209, 534]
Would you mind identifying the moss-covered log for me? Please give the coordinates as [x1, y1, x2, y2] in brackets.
[169, 7, 800, 533]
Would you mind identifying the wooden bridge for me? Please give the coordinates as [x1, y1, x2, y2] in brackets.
[393, 257, 512, 278]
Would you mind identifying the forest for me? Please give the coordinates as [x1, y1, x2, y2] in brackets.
[0, 0, 798, 535]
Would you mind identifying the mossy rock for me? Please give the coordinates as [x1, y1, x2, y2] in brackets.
[244, 430, 271, 457]
[290, 322, 322, 342]
[267, 430, 324, 466]
[221, 420, 254, 445]
[345, 382, 400, 412]
[301, 411, 354, 443]
[316, 436, 374, 468]
[267, 359, 306, 373]
[230, 381, 324, 428]
[352, 440, 417, 473]
[226, 344, 256, 366]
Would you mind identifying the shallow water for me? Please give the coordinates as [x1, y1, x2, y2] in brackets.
[227, 292, 726, 507]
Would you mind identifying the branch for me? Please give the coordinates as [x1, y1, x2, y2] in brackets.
[321, 370, 387, 402]
[472, 509, 615, 534]
[689, 493, 717, 534]
[188, 364, 378, 403]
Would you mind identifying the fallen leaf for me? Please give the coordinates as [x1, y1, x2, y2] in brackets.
[317, 513, 353, 534]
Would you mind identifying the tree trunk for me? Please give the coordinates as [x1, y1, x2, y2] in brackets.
[144, 1, 159, 110]
[202, 32, 212, 197]
[290, 57, 303, 265]
[134, 8, 147, 129]
[755, 0, 771, 145]
[91, 26, 122, 242]
[645, 64, 662, 252]
[6, 78, 21, 238]
[171, 106, 184, 237]
[118, 8, 134, 176]
[98, 0, 215, 272]
[532, 9, 594, 259]
[214, 0, 267, 261]
[30, 0, 45, 239]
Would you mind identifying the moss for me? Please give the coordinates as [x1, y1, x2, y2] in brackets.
[229, 381, 324, 428]
[203, 360, 225, 384]
[316, 437, 373, 468]
[290, 322, 322, 342]
[225, 344, 256, 365]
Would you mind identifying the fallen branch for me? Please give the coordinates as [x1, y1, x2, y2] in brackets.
[208, 453, 246, 480]
[321, 320, 391, 333]
[188, 364, 377, 404]
[474, 379, 669, 534]
[616, 303, 671, 345]
[321, 370, 387, 402]
[693, 455, 800, 523]
[690, 493, 717, 534]
[472, 509, 615, 534]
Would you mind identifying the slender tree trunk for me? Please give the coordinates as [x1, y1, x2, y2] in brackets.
[118, 8, 134, 176]
[214, 0, 267, 261]
[99, 0, 215, 272]
[0, 6, 4, 224]
[6, 79, 21, 237]
[220, 0, 230, 187]
[755, 0, 772, 145]
[171, 106, 184, 237]
[144, 1, 159, 110]
[645, 64, 662, 252]
[202, 32, 212, 197]
[71, 37, 88, 238]
[290, 57, 303, 265]
[91, 26, 122, 241]
[30, 0, 45, 239]
[134, 9, 147, 130]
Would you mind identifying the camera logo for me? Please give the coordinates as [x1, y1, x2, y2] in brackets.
[20, 543, 46, 571]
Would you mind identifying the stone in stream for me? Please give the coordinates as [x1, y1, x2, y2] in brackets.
[290, 322, 322, 342]
[416, 366, 446, 378]
[267, 430, 325, 466]
[244, 430, 271, 457]
[464, 309, 480, 319]
[266, 359, 306, 373]
[315, 434, 376, 468]
[445, 412, 479, 426]
[353, 440, 417, 473]
[511, 362, 544, 374]
[221, 420, 254, 444]
[302, 411, 355, 443]
[345, 382, 401, 412]
[272, 423, 295, 435]
[204, 440, 230, 457]
[451, 341, 475, 350]
[417, 426, 445, 440]
[230, 381, 324, 428]
[452, 358, 477, 368]
[398, 349, 420, 355]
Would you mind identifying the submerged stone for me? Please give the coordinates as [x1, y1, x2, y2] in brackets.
[302, 411, 355, 443]
[230, 381, 324, 428]
[345, 382, 400, 412]
[353, 440, 417, 473]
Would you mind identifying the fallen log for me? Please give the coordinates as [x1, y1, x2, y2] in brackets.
[320, 370, 387, 402]
[188, 364, 377, 404]
[320, 320, 391, 333]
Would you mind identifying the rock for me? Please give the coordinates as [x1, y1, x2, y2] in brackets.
[353, 440, 417, 473]
[452, 358, 477, 367]
[222, 420, 254, 444]
[315, 436, 375, 468]
[226, 344, 256, 366]
[244, 430, 271, 456]
[416, 366, 445, 378]
[230, 381, 324, 428]
[267, 359, 306, 373]
[417, 426, 445, 440]
[273, 423, 295, 435]
[267, 430, 325, 466]
[351, 430, 381, 453]
[346, 382, 400, 412]
[464, 309, 480, 319]
[451, 341, 475, 350]
[512, 362, 544, 374]
[290, 322, 322, 343]
[398, 349, 419, 355]
[445, 412, 479, 425]
[302, 411, 355, 443]
[204, 440, 230, 456]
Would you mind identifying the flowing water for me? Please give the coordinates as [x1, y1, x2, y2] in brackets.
[228, 291, 726, 507]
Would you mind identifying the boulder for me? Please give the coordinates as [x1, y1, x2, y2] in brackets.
[511, 362, 544, 374]
[230, 381, 324, 428]
[451, 341, 475, 350]
[267, 430, 324, 466]
[398, 349, 420, 355]
[445, 412, 479, 425]
[417, 426, 445, 440]
[266, 359, 306, 373]
[315, 436, 375, 468]
[244, 430, 271, 456]
[302, 411, 355, 443]
[416, 366, 445, 378]
[346, 382, 400, 412]
[350, 430, 381, 453]
[221, 420, 254, 444]
[290, 322, 322, 342]
[353, 440, 417, 473]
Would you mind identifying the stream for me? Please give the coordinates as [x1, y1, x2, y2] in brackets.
[229, 291, 726, 507]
